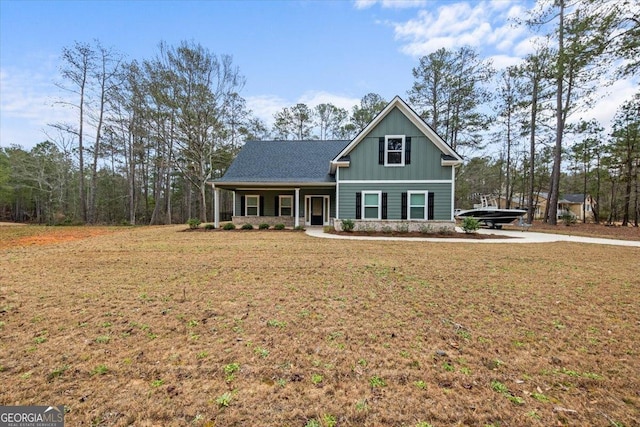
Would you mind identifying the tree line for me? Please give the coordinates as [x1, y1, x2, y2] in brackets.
[1, 0, 638, 226]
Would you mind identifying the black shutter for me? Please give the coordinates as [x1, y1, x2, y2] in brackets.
[401, 192, 407, 220]
[378, 137, 385, 165]
[382, 192, 388, 219]
[274, 196, 279, 216]
[428, 192, 434, 220]
[355, 192, 362, 219]
[240, 196, 245, 216]
[259, 196, 264, 217]
[405, 137, 412, 165]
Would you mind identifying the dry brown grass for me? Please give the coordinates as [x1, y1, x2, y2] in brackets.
[503, 221, 640, 241]
[1, 225, 638, 426]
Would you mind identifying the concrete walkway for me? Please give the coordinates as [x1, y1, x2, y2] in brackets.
[305, 227, 640, 247]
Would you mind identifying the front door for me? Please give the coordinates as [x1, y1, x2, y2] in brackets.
[311, 197, 324, 225]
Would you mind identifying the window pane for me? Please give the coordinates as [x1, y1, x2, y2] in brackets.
[387, 138, 403, 151]
[410, 193, 425, 205]
[364, 206, 378, 219]
[387, 152, 402, 164]
[410, 206, 424, 219]
[281, 197, 292, 207]
[281, 207, 292, 216]
[364, 193, 378, 205]
[247, 207, 258, 216]
[247, 196, 258, 206]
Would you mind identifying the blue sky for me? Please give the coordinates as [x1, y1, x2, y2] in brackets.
[1, 0, 636, 150]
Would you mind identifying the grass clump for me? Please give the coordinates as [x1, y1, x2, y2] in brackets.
[48, 364, 70, 381]
[369, 375, 386, 388]
[267, 319, 286, 328]
[91, 364, 109, 376]
[95, 335, 110, 344]
[224, 362, 240, 382]
[254, 347, 269, 358]
[491, 380, 523, 405]
[216, 391, 233, 408]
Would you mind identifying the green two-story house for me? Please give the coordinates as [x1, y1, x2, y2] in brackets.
[210, 96, 463, 231]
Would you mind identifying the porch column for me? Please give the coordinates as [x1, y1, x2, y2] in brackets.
[294, 188, 300, 228]
[213, 185, 220, 228]
[451, 167, 456, 221]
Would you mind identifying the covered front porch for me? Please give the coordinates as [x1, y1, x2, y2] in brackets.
[210, 184, 335, 229]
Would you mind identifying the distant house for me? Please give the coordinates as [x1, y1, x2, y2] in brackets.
[502, 192, 595, 221]
[210, 96, 463, 230]
[561, 193, 596, 221]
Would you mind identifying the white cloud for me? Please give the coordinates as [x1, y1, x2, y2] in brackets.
[354, 0, 427, 10]
[247, 91, 361, 128]
[572, 79, 639, 133]
[298, 91, 361, 112]
[488, 54, 522, 71]
[391, 1, 536, 60]
[512, 35, 548, 57]
[0, 66, 75, 149]
[245, 94, 289, 125]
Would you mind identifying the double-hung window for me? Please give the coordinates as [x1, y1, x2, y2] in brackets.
[408, 191, 428, 220]
[385, 135, 405, 166]
[245, 195, 259, 216]
[279, 195, 293, 216]
[363, 191, 381, 220]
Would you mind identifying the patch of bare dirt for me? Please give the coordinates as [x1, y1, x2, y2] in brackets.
[1, 226, 638, 426]
[0, 225, 123, 249]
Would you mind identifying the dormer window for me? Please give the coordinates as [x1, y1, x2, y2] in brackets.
[379, 135, 411, 167]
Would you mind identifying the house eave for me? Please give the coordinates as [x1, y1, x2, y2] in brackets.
[441, 159, 463, 167]
[210, 181, 336, 189]
[329, 160, 350, 174]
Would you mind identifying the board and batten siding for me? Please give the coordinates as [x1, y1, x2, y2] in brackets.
[339, 108, 452, 181]
[337, 182, 452, 221]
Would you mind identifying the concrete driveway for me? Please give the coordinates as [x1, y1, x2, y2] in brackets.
[305, 227, 640, 247]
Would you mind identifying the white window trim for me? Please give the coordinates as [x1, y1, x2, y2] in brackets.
[304, 195, 331, 226]
[245, 194, 260, 216]
[384, 135, 405, 167]
[362, 190, 382, 220]
[408, 191, 428, 220]
[279, 195, 293, 217]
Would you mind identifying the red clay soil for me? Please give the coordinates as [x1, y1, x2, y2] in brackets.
[0, 225, 118, 249]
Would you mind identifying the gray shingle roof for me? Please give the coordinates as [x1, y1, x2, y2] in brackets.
[562, 193, 586, 203]
[215, 140, 349, 184]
